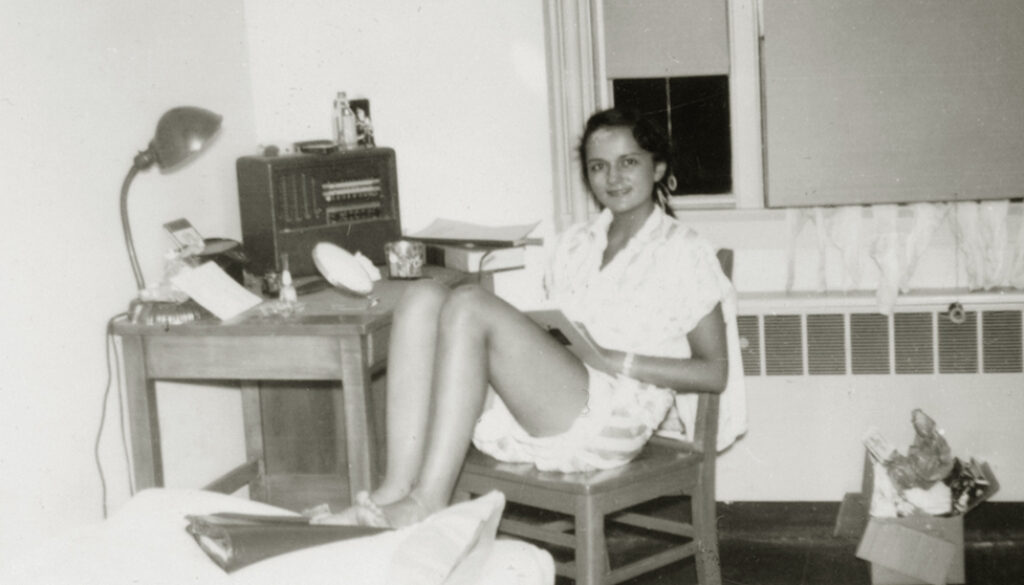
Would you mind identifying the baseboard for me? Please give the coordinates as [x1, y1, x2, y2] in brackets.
[716, 500, 1024, 544]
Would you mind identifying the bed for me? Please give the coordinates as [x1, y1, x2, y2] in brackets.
[0, 488, 554, 585]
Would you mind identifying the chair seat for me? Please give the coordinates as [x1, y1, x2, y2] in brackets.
[461, 438, 703, 499]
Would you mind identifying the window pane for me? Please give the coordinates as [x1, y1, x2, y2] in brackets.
[613, 76, 732, 195]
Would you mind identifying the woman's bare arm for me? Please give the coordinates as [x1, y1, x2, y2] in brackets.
[582, 304, 729, 394]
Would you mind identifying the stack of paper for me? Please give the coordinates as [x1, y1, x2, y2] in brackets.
[407, 219, 541, 247]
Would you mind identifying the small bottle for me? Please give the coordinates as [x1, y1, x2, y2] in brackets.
[333, 92, 358, 149]
[279, 253, 297, 304]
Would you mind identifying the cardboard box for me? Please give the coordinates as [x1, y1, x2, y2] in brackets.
[846, 421, 1000, 585]
[856, 514, 964, 585]
[841, 454, 967, 585]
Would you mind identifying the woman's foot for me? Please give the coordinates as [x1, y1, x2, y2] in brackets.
[310, 491, 390, 527]
[378, 494, 435, 528]
[309, 491, 437, 528]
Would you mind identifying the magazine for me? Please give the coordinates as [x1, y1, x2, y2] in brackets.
[185, 512, 387, 572]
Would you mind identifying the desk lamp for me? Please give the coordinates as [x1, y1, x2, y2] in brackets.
[120, 106, 223, 325]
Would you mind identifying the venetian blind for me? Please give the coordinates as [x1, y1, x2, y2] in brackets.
[762, 0, 1024, 207]
[603, 0, 729, 78]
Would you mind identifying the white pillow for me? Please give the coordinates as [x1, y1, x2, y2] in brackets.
[387, 492, 504, 585]
[0, 489, 512, 585]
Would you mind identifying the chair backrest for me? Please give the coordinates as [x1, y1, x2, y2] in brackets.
[686, 248, 732, 456]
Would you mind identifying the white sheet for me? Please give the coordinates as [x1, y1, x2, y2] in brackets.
[0, 488, 554, 585]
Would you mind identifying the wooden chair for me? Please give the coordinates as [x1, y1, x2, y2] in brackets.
[455, 249, 733, 585]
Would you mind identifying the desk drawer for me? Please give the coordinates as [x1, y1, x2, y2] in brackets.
[144, 335, 348, 380]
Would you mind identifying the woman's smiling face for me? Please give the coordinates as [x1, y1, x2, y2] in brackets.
[584, 126, 666, 217]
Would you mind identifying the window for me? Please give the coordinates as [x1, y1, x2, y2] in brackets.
[544, 0, 761, 227]
[602, 0, 739, 207]
[612, 75, 732, 196]
[543, 0, 763, 229]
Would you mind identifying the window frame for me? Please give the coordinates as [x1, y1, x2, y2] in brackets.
[544, 0, 764, 229]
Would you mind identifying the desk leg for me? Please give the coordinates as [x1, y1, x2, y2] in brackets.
[337, 336, 377, 504]
[121, 334, 162, 490]
[240, 382, 268, 501]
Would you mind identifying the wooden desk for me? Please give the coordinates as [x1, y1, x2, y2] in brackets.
[113, 267, 469, 506]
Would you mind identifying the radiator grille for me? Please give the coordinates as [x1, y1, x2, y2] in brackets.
[807, 314, 845, 375]
[763, 315, 803, 376]
[894, 313, 934, 374]
[983, 311, 1023, 373]
[938, 311, 978, 374]
[737, 308, 1023, 376]
[850, 313, 890, 374]
[737, 315, 761, 376]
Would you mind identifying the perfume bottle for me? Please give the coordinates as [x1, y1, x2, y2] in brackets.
[279, 253, 297, 304]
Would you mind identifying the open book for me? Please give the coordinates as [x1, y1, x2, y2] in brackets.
[185, 512, 387, 572]
[406, 218, 542, 247]
[526, 308, 604, 367]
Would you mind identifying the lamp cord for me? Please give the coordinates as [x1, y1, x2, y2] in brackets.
[95, 312, 134, 519]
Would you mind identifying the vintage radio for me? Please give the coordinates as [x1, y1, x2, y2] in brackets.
[236, 147, 402, 278]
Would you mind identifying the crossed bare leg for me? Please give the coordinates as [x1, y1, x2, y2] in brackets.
[312, 280, 588, 529]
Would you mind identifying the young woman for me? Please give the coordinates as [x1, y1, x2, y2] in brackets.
[314, 107, 732, 529]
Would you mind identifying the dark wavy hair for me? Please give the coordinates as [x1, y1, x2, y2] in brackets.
[577, 107, 675, 216]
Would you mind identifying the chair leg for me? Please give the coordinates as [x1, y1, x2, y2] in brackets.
[574, 497, 606, 585]
[692, 489, 722, 585]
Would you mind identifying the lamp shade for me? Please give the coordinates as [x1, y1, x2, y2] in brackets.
[121, 105, 223, 299]
[150, 106, 223, 170]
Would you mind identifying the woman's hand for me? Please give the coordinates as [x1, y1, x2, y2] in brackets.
[574, 305, 729, 393]
[575, 323, 625, 375]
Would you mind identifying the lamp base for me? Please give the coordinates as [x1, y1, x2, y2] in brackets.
[128, 297, 207, 326]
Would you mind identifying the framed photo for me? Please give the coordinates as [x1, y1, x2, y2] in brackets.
[163, 218, 205, 254]
[350, 98, 375, 146]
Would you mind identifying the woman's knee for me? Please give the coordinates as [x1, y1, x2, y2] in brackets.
[438, 284, 493, 330]
[394, 279, 449, 321]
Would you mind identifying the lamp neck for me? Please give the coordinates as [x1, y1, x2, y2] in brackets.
[120, 160, 147, 291]
[134, 147, 157, 170]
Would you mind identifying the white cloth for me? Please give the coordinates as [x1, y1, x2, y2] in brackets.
[954, 200, 1012, 290]
[870, 204, 902, 313]
[0, 489, 555, 585]
[900, 202, 948, 292]
[827, 205, 866, 291]
[790, 202, 1020, 310]
[473, 361, 674, 472]
[1013, 209, 1024, 289]
[544, 207, 747, 451]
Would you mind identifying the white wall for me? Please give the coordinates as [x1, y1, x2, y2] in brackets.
[0, 0, 256, 554]
[0, 0, 555, 555]
[243, 0, 555, 233]
[718, 375, 1022, 502]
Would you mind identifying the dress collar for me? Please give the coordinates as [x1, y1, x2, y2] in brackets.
[586, 206, 670, 245]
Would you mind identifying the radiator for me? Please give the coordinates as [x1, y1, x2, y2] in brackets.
[736, 291, 1024, 377]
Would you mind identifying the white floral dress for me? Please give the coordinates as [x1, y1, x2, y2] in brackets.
[472, 207, 735, 472]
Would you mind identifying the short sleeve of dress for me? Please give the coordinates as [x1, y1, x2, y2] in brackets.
[659, 232, 725, 336]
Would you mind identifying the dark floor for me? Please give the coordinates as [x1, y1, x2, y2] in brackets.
[542, 499, 1024, 585]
